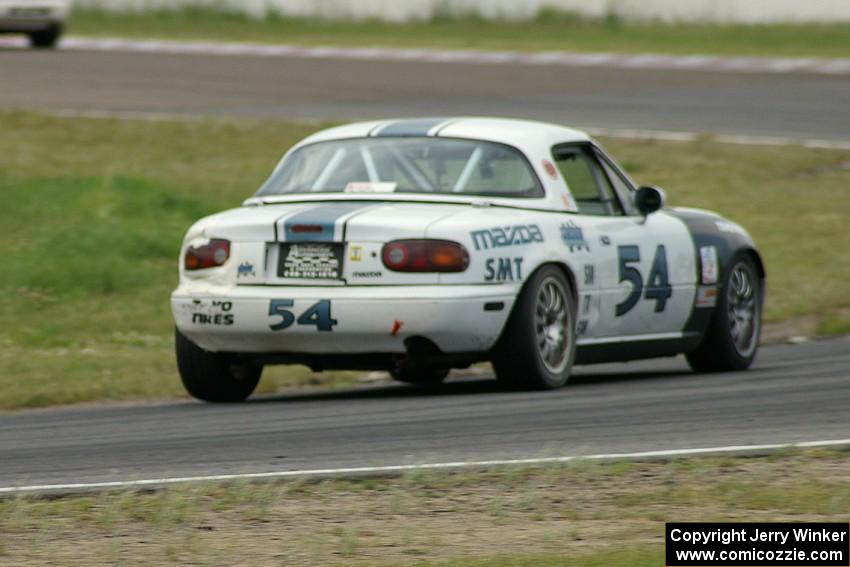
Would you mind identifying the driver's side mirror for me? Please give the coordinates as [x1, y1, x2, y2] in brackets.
[634, 186, 666, 216]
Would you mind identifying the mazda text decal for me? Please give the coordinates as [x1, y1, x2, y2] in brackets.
[470, 225, 543, 251]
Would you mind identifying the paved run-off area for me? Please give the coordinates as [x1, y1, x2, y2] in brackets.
[0, 37, 848, 142]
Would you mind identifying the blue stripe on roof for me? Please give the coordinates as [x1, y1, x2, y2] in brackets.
[373, 118, 451, 137]
[282, 202, 373, 242]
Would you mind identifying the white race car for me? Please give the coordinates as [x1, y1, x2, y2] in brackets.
[0, 0, 68, 48]
[172, 118, 764, 402]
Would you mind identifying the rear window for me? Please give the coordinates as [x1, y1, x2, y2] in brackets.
[257, 137, 543, 199]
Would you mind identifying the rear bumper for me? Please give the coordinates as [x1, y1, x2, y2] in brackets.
[172, 284, 517, 355]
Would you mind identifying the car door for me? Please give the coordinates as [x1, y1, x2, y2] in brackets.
[552, 143, 696, 340]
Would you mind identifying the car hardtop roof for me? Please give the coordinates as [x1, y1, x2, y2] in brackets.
[250, 118, 596, 213]
[293, 117, 592, 150]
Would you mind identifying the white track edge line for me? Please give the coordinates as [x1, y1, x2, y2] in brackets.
[55, 37, 850, 76]
[3, 36, 849, 75]
[3, 438, 849, 494]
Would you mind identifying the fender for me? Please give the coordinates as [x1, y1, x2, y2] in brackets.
[668, 207, 766, 342]
[489, 260, 580, 354]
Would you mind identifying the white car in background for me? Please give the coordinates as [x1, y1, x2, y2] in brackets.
[0, 0, 68, 48]
[172, 117, 765, 402]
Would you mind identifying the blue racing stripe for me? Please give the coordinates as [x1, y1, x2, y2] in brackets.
[373, 118, 451, 137]
[282, 202, 374, 242]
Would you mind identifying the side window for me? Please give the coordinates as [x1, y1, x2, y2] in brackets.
[552, 146, 624, 216]
[596, 151, 637, 216]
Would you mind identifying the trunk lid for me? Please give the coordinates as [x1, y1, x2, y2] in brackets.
[221, 201, 471, 286]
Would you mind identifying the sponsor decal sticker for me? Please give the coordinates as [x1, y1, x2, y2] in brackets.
[559, 221, 590, 252]
[237, 262, 255, 278]
[183, 299, 232, 312]
[584, 264, 595, 285]
[390, 320, 404, 336]
[561, 193, 577, 211]
[188, 299, 235, 326]
[192, 313, 234, 326]
[542, 159, 559, 180]
[281, 243, 341, 279]
[700, 246, 719, 284]
[470, 224, 544, 251]
[180, 299, 204, 312]
[484, 258, 524, 282]
[352, 271, 382, 278]
[695, 285, 718, 308]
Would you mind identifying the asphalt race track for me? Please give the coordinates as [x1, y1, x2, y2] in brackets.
[0, 45, 849, 140]
[1, 338, 849, 490]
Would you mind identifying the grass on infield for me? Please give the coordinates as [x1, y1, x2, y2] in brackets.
[2, 449, 849, 565]
[0, 111, 848, 410]
[66, 8, 850, 59]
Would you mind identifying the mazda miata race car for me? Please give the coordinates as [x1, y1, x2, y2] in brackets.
[0, 0, 68, 48]
[172, 118, 764, 402]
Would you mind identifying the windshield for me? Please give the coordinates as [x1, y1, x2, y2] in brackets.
[256, 137, 543, 198]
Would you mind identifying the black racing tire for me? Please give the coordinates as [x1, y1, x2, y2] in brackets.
[390, 367, 449, 386]
[686, 255, 762, 373]
[491, 265, 577, 390]
[175, 329, 261, 402]
[28, 24, 62, 49]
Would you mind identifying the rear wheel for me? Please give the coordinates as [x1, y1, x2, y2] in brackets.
[492, 265, 576, 389]
[28, 24, 62, 49]
[390, 367, 449, 386]
[175, 329, 261, 402]
[687, 256, 762, 372]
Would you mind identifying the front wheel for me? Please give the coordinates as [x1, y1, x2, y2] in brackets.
[491, 265, 577, 389]
[687, 255, 762, 372]
[175, 329, 261, 402]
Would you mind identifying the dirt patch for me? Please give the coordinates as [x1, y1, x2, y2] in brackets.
[2, 450, 849, 566]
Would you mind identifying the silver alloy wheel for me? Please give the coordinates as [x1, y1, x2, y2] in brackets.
[727, 262, 760, 357]
[534, 276, 571, 373]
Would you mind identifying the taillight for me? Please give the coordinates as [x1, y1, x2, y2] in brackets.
[382, 240, 469, 273]
[184, 239, 231, 270]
